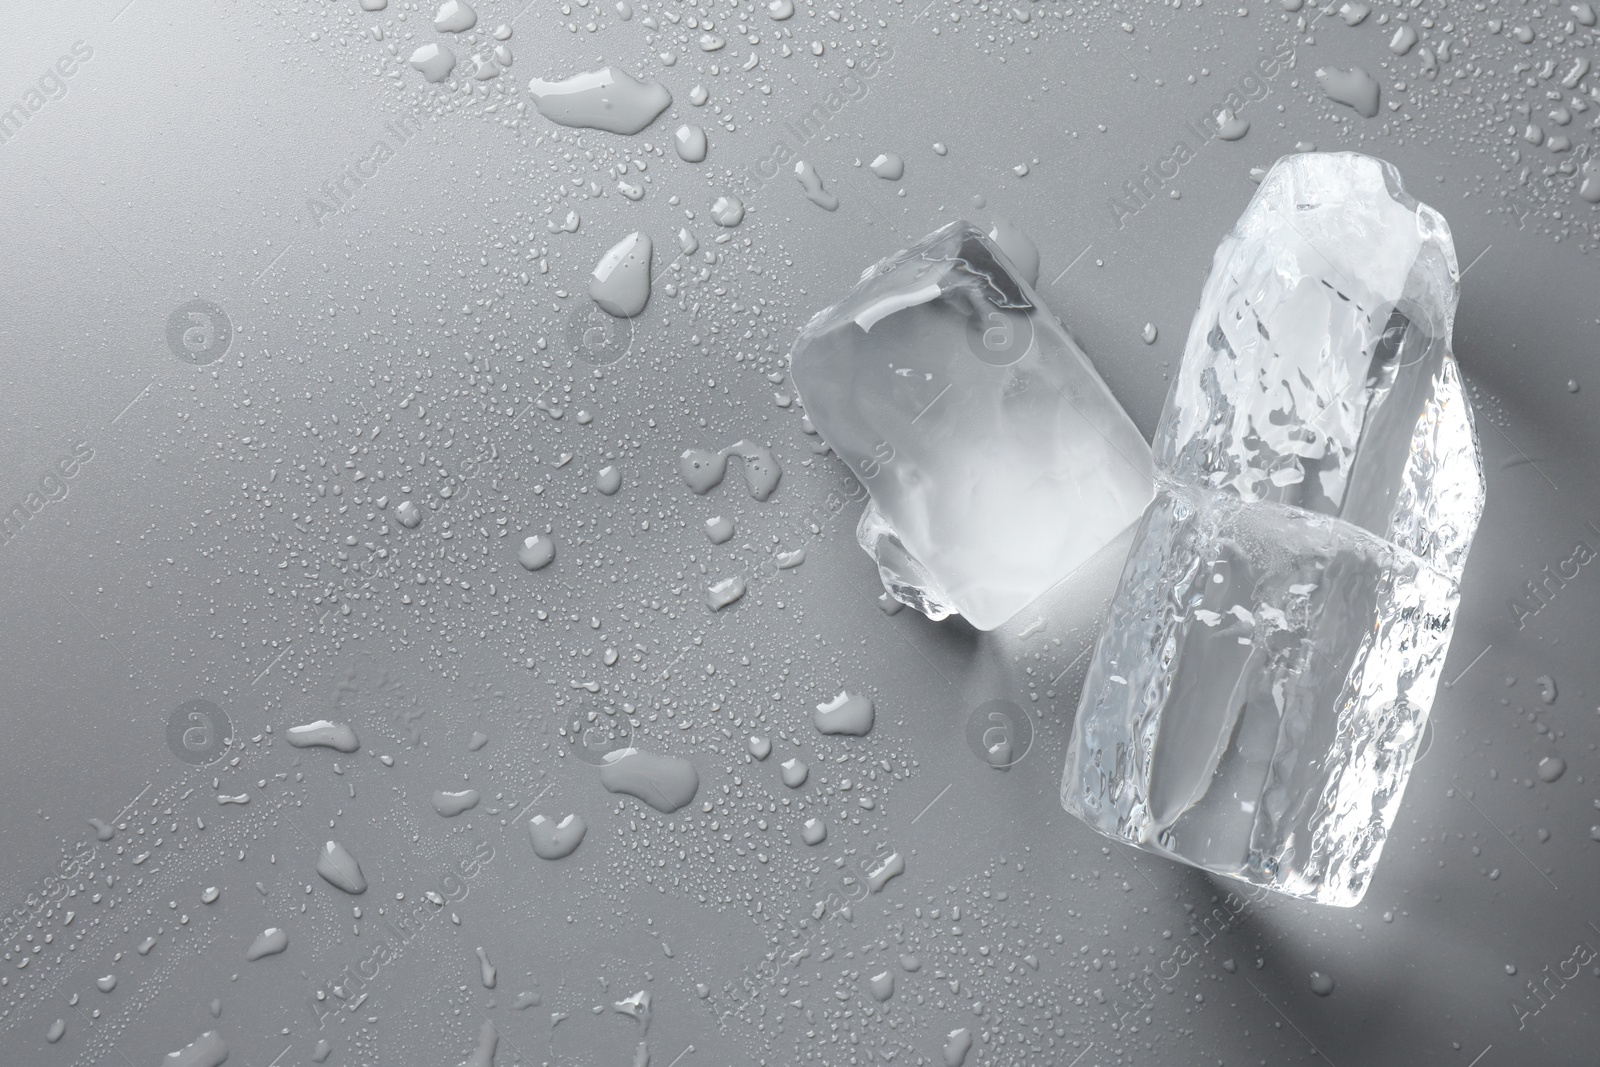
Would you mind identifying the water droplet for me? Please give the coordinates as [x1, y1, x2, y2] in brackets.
[464, 1019, 497, 1067]
[162, 1031, 229, 1067]
[475, 945, 498, 988]
[590, 231, 654, 317]
[869, 152, 905, 180]
[1214, 108, 1249, 140]
[1309, 971, 1336, 996]
[597, 465, 623, 495]
[599, 749, 700, 812]
[679, 441, 781, 499]
[1537, 756, 1567, 783]
[794, 160, 839, 210]
[286, 720, 361, 752]
[943, 1028, 973, 1067]
[315, 840, 368, 894]
[518, 533, 556, 570]
[530, 813, 588, 859]
[614, 989, 652, 1028]
[704, 515, 735, 544]
[245, 928, 289, 961]
[712, 195, 745, 227]
[395, 499, 423, 528]
[409, 44, 456, 83]
[432, 789, 482, 816]
[674, 124, 708, 163]
[707, 576, 747, 610]
[527, 67, 672, 134]
[801, 817, 828, 845]
[814, 690, 874, 735]
[1315, 66, 1380, 117]
[748, 735, 772, 760]
[1142, 323, 1159, 344]
[780, 758, 809, 787]
[434, 0, 477, 32]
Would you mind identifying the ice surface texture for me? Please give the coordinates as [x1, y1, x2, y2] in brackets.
[789, 222, 1154, 630]
[1062, 153, 1485, 906]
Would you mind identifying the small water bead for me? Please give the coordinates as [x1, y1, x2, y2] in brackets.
[1537, 756, 1567, 783]
[590, 232, 654, 317]
[711, 195, 745, 227]
[674, 124, 708, 163]
[814, 691, 874, 736]
[245, 928, 289, 961]
[395, 499, 423, 528]
[432, 789, 481, 816]
[409, 44, 456, 83]
[780, 758, 809, 787]
[434, 0, 477, 32]
[518, 534, 556, 571]
[869, 152, 905, 180]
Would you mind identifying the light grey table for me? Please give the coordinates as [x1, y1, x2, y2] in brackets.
[2, 1, 1596, 1064]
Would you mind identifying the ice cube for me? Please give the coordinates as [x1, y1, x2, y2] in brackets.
[789, 221, 1154, 631]
[1062, 153, 1485, 906]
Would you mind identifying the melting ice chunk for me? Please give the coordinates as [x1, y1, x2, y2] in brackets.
[1062, 153, 1484, 907]
[790, 221, 1154, 630]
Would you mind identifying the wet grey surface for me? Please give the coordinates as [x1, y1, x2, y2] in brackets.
[2, 1, 1598, 1065]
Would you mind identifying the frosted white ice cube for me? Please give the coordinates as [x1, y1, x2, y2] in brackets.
[790, 221, 1154, 630]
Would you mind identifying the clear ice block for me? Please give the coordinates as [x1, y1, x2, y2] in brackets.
[789, 221, 1154, 631]
[1061, 153, 1485, 906]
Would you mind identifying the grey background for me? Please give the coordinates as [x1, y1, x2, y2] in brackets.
[1, 0, 1596, 1065]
